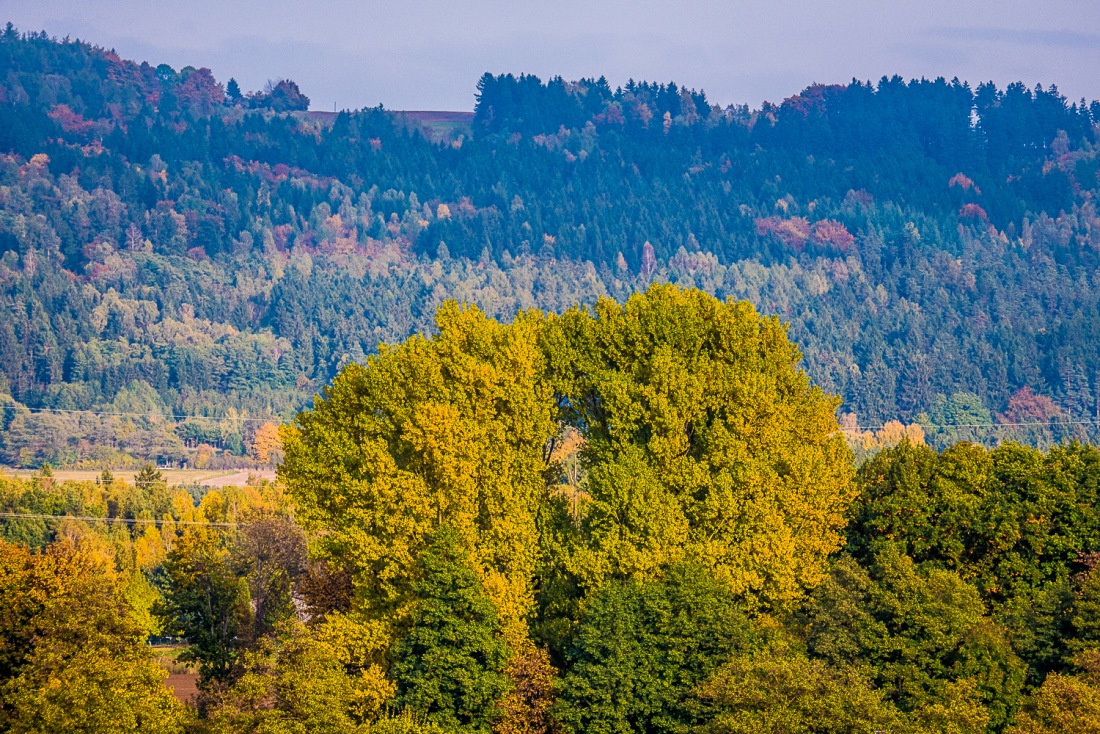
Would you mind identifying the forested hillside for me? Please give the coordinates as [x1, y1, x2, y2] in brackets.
[3, 25, 1100, 466]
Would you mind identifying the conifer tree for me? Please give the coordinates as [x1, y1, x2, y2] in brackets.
[390, 528, 510, 732]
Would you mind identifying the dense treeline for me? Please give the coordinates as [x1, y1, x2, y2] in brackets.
[4, 288, 1100, 732]
[0, 463, 291, 731]
[3, 25, 1100, 467]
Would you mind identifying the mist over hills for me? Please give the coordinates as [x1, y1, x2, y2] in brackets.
[2, 23, 1100, 467]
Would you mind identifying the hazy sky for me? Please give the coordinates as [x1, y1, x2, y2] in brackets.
[6, 1, 1100, 111]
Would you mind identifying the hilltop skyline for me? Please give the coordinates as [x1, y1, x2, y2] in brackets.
[6, 0, 1100, 111]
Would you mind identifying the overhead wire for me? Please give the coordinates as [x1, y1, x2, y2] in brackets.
[2, 406, 285, 423]
[10, 406, 1099, 432]
[0, 511, 238, 527]
[6, 407, 1100, 452]
[853, 418, 1100, 431]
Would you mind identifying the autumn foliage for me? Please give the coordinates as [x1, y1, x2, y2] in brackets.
[4, 291, 1100, 731]
[6, 24, 1100, 733]
[755, 216, 854, 252]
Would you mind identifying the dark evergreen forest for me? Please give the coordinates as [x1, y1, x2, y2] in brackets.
[2, 25, 1100, 466]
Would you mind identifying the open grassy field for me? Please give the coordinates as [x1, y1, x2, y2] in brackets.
[392, 110, 474, 142]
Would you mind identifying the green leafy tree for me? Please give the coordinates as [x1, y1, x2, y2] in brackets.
[554, 563, 757, 733]
[849, 440, 1100, 678]
[390, 528, 511, 733]
[202, 621, 367, 733]
[1069, 564, 1100, 656]
[918, 392, 994, 448]
[848, 439, 988, 574]
[1008, 650, 1100, 734]
[697, 651, 903, 734]
[157, 528, 252, 684]
[802, 550, 1026, 731]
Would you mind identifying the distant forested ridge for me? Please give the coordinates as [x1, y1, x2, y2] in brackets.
[2, 24, 1100, 466]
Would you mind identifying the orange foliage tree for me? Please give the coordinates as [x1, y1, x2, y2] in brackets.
[250, 421, 284, 464]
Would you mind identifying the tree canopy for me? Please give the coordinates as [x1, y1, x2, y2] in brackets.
[3, 293, 1100, 731]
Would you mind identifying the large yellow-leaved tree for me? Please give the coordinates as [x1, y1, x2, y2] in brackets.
[545, 284, 854, 607]
[281, 302, 557, 652]
[280, 284, 855, 716]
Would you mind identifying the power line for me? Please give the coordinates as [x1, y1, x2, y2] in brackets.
[0, 512, 238, 527]
[7, 407, 1100, 437]
[1, 406, 285, 423]
[853, 418, 1100, 431]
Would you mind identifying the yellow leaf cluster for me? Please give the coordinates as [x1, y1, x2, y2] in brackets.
[281, 302, 557, 648]
[281, 284, 857, 663]
[548, 285, 855, 607]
